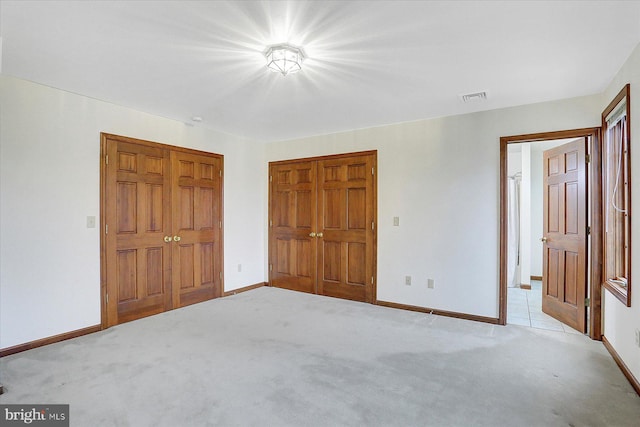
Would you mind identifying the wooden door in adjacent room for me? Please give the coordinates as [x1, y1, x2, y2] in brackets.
[102, 134, 223, 327]
[269, 151, 377, 303]
[541, 139, 587, 332]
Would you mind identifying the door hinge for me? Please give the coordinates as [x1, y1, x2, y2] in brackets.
[269, 220, 273, 227]
[220, 271, 223, 280]
[371, 276, 374, 285]
[586, 154, 591, 163]
[371, 221, 375, 231]
[105, 155, 109, 165]
[585, 297, 590, 307]
[219, 221, 222, 229]
[219, 170, 222, 177]
[105, 224, 108, 234]
[270, 175, 273, 182]
[106, 293, 109, 304]
[269, 264, 273, 272]
[372, 167, 375, 176]
[587, 226, 591, 235]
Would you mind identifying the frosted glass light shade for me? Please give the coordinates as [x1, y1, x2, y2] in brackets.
[264, 44, 305, 76]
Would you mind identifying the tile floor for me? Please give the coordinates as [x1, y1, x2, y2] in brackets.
[507, 280, 583, 334]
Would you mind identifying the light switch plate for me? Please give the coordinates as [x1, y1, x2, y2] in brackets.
[86, 216, 96, 228]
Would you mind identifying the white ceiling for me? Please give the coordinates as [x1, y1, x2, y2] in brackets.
[2, 1, 640, 142]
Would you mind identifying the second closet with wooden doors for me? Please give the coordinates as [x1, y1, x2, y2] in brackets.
[269, 151, 377, 303]
[102, 133, 223, 327]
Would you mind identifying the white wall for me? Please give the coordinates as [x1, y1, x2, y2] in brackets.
[0, 76, 266, 349]
[266, 96, 601, 318]
[519, 144, 531, 286]
[602, 42, 640, 382]
[530, 145, 544, 277]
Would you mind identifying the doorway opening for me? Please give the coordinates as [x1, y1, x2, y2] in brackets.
[499, 128, 602, 340]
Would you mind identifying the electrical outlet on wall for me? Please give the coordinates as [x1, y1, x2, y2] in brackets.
[427, 278, 435, 289]
[405, 276, 411, 286]
[635, 329, 640, 347]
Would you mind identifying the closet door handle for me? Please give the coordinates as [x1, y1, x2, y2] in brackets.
[173, 235, 181, 242]
[164, 236, 172, 243]
[309, 232, 316, 238]
[540, 237, 548, 243]
[317, 232, 323, 238]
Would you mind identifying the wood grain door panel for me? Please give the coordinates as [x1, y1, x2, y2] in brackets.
[270, 162, 317, 294]
[103, 134, 223, 327]
[542, 139, 587, 332]
[269, 152, 376, 303]
[318, 155, 374, 302]
[171, 151, 223, 308]
[105, 139, 172, 326]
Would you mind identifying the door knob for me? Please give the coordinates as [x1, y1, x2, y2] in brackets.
[317, 232, 323, 238]
[541, 237, 548, 242]
[164, 236, 172, 243]
[309, 232, 316, 238]
[173, 235, 181, 242]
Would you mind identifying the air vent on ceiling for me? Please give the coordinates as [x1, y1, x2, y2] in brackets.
[460, 91, 488, 103]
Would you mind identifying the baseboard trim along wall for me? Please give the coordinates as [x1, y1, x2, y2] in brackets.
[0, 324, 102, 358]
[223, 282, 267, 297]
[376, 300, 500, 325]
[602, 336, 640, 396]
[531, 275, 543, 281]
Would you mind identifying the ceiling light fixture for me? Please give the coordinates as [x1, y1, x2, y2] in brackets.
[264, 43, 306, 76]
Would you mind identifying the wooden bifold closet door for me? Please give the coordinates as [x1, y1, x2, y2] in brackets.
[269, 152, 377, 303]
[102, 134, 223, 327]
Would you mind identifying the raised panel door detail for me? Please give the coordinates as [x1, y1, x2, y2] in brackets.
[179, 186, 194, 230]
[278, 170, 291, 185]
[198, 188, 214, 230]
[347, 163, 366, 181]
[347, 188, 366, 230]
[565, 151, 578, 172]
[200, 243, 214, 287]
[323, 241, 341, 282]
[296, 168, 311, 184]
[276, 238, 291, 275]
[548, 156, 559, 175]
[548, 184, 559, 233]
[295, 239, 311, 278]
[146, 184, 163, 232]
[179, 244, 195, 289]
[565, 182, 578, 235]
[117, 250, 137, 302]
[564, 252, 578, 306]
[323, 189, 342, 229]
[117, 182, 137, 234]
[276, 191, 291, 227]
[347, 243, 366, 285]
[547, 248, 559, 298]
[200, 163, 214, 181]
[179, 160, 194, 178]
[146, 247, 163, 296]
[324, 166, 341, 182]
[295, 191, 312, 228]
[145, 156, 163, 175]
[118, 152, 137, 172]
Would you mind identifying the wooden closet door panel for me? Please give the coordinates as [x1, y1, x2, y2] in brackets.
[171, 151, 223, 307]
[269, 162, 317, 294]
[105, 138, 172, 326]
[542, 139, 587, 332]
[317, 155, 375, 303]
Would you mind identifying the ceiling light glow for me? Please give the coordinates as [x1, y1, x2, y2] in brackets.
[264, 43, 305, 76]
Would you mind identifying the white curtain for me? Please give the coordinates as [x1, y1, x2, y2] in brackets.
[507, 178, 520, 287]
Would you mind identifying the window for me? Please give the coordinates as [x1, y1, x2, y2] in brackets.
[602, 84, 631, 306]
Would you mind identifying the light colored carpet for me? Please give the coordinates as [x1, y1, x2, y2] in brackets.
[1, 287, 639, 426]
